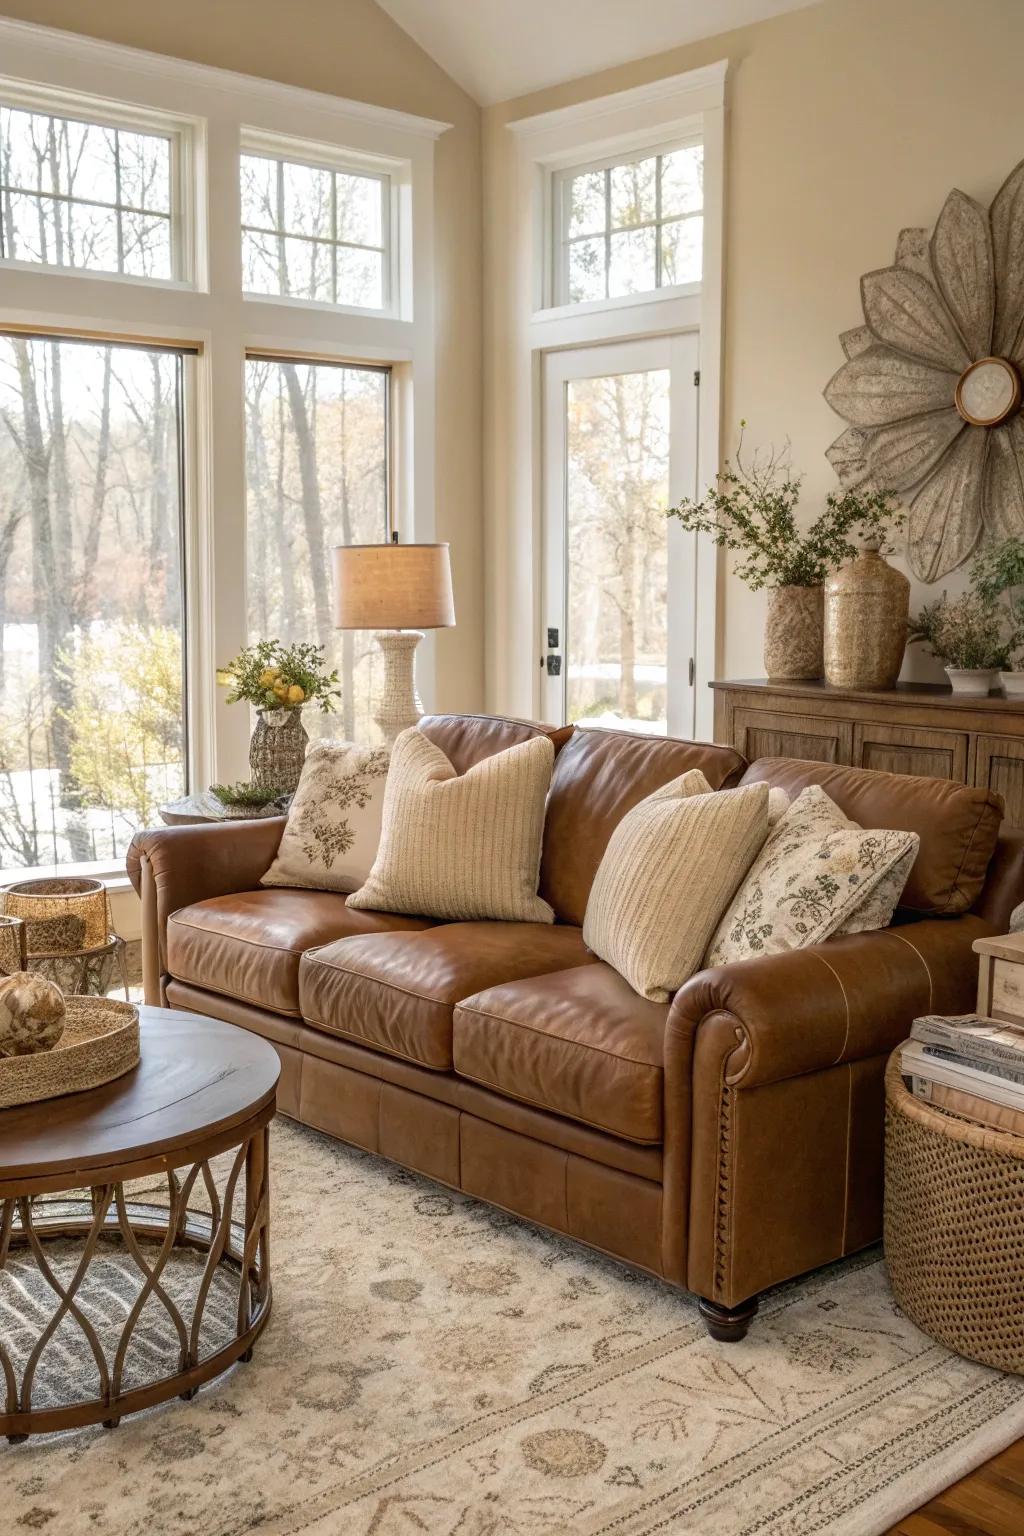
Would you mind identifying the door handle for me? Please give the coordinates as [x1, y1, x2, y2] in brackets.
[688, 657, 695, 686]
[546, 654, 562, 676]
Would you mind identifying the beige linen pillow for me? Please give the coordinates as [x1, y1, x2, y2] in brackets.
[705, 784, 919, 966]
[262, 742, 390, 894]
[582, 778, 770, 1002]
[347, 728, 555, 922]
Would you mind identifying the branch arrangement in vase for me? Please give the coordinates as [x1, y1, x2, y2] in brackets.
[218, 639, 342, 714]
[667, 424, 902, 679]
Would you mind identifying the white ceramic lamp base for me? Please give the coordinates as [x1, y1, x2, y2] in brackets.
[374, 629, 424, 744]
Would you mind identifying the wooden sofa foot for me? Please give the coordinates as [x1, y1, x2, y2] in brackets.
[698, 1295, 759, 1342]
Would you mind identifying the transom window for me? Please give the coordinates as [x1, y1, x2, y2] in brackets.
[0, 102, 175, 280]
[240, 150, 388, 310]
[554, 141, 703, 306]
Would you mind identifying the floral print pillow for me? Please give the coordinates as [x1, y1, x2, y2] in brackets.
[261, 742, 390, 894]
[704, 785, 919, 967]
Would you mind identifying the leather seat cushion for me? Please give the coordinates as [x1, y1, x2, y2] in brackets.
[740, 757, 1004, 917]
[453, 963, 668, 1144]
[540, 728, 747, 925]
[299, 921, 597, 1070]
[166, 889, 434, 1017]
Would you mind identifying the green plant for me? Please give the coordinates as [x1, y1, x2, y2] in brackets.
[909, 592, 1011, 671]
[219, 639, 341, 713]
[666, 424, 903, 589]
[209, 781, 284, 808]
[971, 536, 1024, 664]
[60, 623, 184, 829]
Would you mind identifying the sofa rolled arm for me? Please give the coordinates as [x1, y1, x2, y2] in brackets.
[669, 915, 990, 1092]
[127, 819, 287, 1002]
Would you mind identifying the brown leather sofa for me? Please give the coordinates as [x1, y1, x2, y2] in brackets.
[127, 713, 1022, 1340]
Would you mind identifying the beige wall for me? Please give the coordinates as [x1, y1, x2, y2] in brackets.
[0, 0, 485, 714]
[483, 0, 1024, 708]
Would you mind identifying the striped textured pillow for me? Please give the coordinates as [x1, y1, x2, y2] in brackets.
[583, 777, 770, 1002]
[347, 727, 555, 922]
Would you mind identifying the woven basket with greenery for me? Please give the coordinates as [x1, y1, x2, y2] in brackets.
[884, 1053, 1024, 1374]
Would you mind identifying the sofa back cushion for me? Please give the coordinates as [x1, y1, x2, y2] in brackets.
[540, 728, 747, 926]
[418, 713, 572, 774]
[739, 757, 1003, 917]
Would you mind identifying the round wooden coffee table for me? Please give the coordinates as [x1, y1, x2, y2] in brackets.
[0, 1006, 279, 1440]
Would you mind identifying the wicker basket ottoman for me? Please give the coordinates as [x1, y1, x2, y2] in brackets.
[884, 1054, 1024, 1374]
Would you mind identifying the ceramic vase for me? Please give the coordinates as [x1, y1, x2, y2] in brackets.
[249, 707, 309, 795]
[824, 542, 910, 689]
[763, 585, 824, 680]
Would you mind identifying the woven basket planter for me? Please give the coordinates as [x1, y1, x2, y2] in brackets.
[249, 708, 309, 795]
[884, 1054, 1024, 1374]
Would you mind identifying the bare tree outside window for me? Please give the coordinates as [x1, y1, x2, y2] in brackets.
[244, 357, 389, 746]
[564, 368, 671, 733]
[0, 335, 187, 869]
[0, 104, 173, 279]
[560, 144, 703, 304]
[241, 151, 386, 309]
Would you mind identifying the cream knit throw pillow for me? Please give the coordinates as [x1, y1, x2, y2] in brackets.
[582, 776, 770, 1002]
[347, 728, 555, 922]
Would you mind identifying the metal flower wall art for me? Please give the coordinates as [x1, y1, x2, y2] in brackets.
[824, 157, 1024, 582]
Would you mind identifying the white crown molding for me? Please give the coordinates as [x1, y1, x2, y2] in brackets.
[507, 59, 728, 138]
[0, 16, 453, 141]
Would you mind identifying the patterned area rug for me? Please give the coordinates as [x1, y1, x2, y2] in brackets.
[4, 1117, 1024, 1536]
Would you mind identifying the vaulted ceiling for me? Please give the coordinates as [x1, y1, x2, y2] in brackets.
[375, 0, 823, 106]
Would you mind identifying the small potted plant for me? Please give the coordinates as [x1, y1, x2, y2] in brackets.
[909, 592, 1010, 695]
[218, 640, 341, 795]
[970, 536, 1024, 696]
[667, 424, 901, 680]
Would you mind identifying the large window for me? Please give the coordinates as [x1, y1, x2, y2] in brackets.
[0, 102, 176, 280]
[0, 24, 438, 874]
[240, 150, 388, 310]
[245, 356, 389, 744]
[554, 141, 703, 305]
[0, 333, 188, 869]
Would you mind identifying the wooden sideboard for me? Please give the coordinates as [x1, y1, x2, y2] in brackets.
[710, 678, 1024, 828]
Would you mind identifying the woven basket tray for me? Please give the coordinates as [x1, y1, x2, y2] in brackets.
[884, 1053, 1024, 1374]
[0, 997, 139, 1110]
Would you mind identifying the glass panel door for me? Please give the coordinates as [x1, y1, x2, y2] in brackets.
[542, 334, 699, 735]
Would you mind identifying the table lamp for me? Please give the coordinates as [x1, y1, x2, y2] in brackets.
[332, 538, 455, 743]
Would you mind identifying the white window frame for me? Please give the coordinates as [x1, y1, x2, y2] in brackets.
[0, 76, 203, 289]
[239, 127, 402, 320]
[550, 132, 704, 310]
[492, 63, 726, 740]
[0, 17, 449, 884]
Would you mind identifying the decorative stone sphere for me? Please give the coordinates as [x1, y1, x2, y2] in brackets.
[0, 971, 67, 1056]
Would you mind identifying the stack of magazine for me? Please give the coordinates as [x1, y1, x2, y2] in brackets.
[902, 1015, 1024, 1135]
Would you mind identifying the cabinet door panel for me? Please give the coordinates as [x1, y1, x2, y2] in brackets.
[974, 734, 1024, 828]
[733, 708, 852, 765]
[853, 722, 968, 782]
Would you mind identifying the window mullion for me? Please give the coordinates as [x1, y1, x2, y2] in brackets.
[604, 165, 611, 300]
[330, 170, 338, 306]
[655, 153, 663, 289]
[114, 127, 125, 274]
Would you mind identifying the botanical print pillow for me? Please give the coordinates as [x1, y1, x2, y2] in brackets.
[705, 785, 919, 966]
[261, 743, 390, 894]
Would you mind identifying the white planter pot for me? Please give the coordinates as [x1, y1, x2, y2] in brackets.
[1000, 670, 1024, 697]
[945, 667, 999, 696]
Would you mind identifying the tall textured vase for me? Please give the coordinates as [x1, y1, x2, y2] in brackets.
[249, 708, 309, 795]
[763, 585, 824, 680]
[824, 541, 910, 689]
